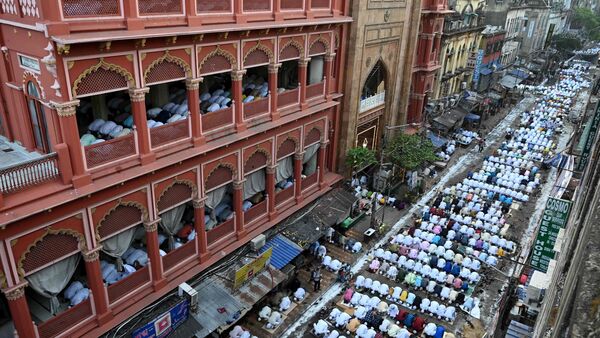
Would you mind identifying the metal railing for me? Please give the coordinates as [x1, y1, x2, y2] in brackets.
[359, 91, 386, 113]
[0, 153, 59, 194]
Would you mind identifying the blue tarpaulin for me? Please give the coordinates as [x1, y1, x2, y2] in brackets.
[510, 69, 529, 79]
[465, 113, 481, 121]
[480, 67, 493, 76]
[259, 234, 303, 269]
[427, 132, 448, 149]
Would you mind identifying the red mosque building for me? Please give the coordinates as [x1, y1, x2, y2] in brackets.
[407, 0, 449, 123]
[0, 1, 350, 337]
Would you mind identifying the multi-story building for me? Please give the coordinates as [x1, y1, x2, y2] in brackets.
[519, 1, 551, 58]
[476, 26, 506, 91]
[339, 0, 422, 157]
[434, 0, 485, 99]
[0, 1, 350, 337]
[406, 0, 451, 124]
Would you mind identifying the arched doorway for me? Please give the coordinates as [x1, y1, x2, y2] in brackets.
[361, 60, 386, 102]
[25, 81, 51, 153]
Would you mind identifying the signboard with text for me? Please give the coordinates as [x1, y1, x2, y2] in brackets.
[576, 101, 600, 172]
[472, 49, 484, 85]
[132, 299, 189, 338]
[530, 198, 572, 273]
[234, 247, 272, 289]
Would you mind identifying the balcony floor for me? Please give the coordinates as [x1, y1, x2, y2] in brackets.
[0, 136, 43, 169]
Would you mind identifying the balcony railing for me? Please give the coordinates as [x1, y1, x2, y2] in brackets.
[281, 0, 303, 10]
[302, 172, 318, 190]
[275, 185, 294, 205]
[162, 240, 196, 272]
[244, 199, 267, 225]
[306, 81, 325, 99]
[150, 118, 190, 149]
[0, 0, 40, 19]
[277, 88, 300, 109]
[206, 217, 235, 247]
[37, 298, 93, 338]
[359, 91, 385, 113]
[84, 132, 137, 169]
[62, 0, 121, 18]
[0, 153, 59, 194]
[107, 266, 150, 304]
[243, 97, 270, 120]
[138, 0, 183, 16]
[201, 107, 233, 133]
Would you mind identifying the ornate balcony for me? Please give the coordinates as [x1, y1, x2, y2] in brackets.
[106, 266, 151, 304]
[359, 91, 385, 113]
[206, 217, 235, 247]
[83, 132, 137, 170]
[150, 118, 191, 149]
[201, 107, 234, 133]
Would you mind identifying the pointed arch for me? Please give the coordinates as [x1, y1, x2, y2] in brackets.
[244, 148, 271, 173]
[309, 37, 330, 56]
[72, 58, 134, 97]
[279, 39, 304, 61]
[18, 228, 86, 278]
[244, 42, 275, 67]
[157, 179, 198, 212]
[22, 71, 45, 100]
[205, 163, 237, 191]
[361, 58, 389, 100]
[198, 46, 237, 75]
[96, 200, 149, 240]
[144, 51, 192, 85]
[304, 126, 322, 146]
[277, 137, 299, 159]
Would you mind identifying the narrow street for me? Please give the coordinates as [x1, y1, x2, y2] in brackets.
[281, 66, 591, 337]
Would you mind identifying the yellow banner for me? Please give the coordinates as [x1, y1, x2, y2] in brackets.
[234, 248, 272, 289]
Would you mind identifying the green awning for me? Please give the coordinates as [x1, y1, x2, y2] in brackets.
[576, 121, 593, 153]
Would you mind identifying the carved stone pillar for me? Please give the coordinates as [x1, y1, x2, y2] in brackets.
[232, 70, 247, 132]
[83, 246, 112, 324]
[129, 87, 155, 165]
[52, 100, 92, 188]
[186, 78, 205, 146]
[3, 283, 36, 338]
[294, 151, 304, 204]
[192, 198, 209, 261]
[268, 63, 281, 121]
[144, 219, 166, 290]
[233, 180, 245, 238]
[324, 53, 335, 101]
[266, 165, 277, 220]
[298, 58, 309, 110]
[318, 140, 329, 189]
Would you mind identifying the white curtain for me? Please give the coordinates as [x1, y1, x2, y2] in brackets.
[303, 143, 320, 176]
[205, 185, 227, 220]
[276, 156, 294, 183]
[244, 169, 266, 200]
[101, 227, 137, 271]
[309, 56, 324, 84]
[26, 254, 80, 315]
[159, 204, 186, 251]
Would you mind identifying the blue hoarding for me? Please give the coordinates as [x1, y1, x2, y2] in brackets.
[132, 299, 189, 338]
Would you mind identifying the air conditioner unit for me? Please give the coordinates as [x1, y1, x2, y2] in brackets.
[250, 234, 266, 251]
[178, 282, 198, 312]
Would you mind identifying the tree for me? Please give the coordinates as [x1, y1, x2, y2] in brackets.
[346, 147, 377, 172]
[552, 33, 583, 53]
[386, 133, 438, 170]
[573, 8, 600, 41]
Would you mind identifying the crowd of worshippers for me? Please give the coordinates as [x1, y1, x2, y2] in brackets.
[79, 88, 191, 146]
[254, 282, 308, 331]
[350, 176, 407, 212]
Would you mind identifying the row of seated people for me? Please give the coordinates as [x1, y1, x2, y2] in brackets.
[257, 288, 307, 329]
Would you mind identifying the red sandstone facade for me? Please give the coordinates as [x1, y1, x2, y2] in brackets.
[406, 0, 449, 124]
[0, 1, 350, 337]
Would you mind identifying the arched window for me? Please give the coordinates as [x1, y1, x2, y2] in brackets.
[25, 81, 51, 153]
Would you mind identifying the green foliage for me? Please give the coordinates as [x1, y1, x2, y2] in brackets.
[346, 147, 377, 170]
[574, 8, 600, 41]
[552, 33, 583, 52]
[386, 133, 438, 170]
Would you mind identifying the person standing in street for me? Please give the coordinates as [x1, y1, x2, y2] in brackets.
[311, 267, 322, 292]
[479, 138, 485, 152]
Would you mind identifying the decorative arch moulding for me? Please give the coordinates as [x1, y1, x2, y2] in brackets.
[142, 49, 193, 86]
[308, 32, 333, 56]
[243, 140, 273, 165]
[69, 56, 136, 98]
[278, 35, 306, 61]
[95, 201, 149, 242]
[15, 224, 87, 278]
[197, 43, 239, 75]
[242, 39, 275, 67]
[91, 189, 150, 228]
[153, 170, 199, 209]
